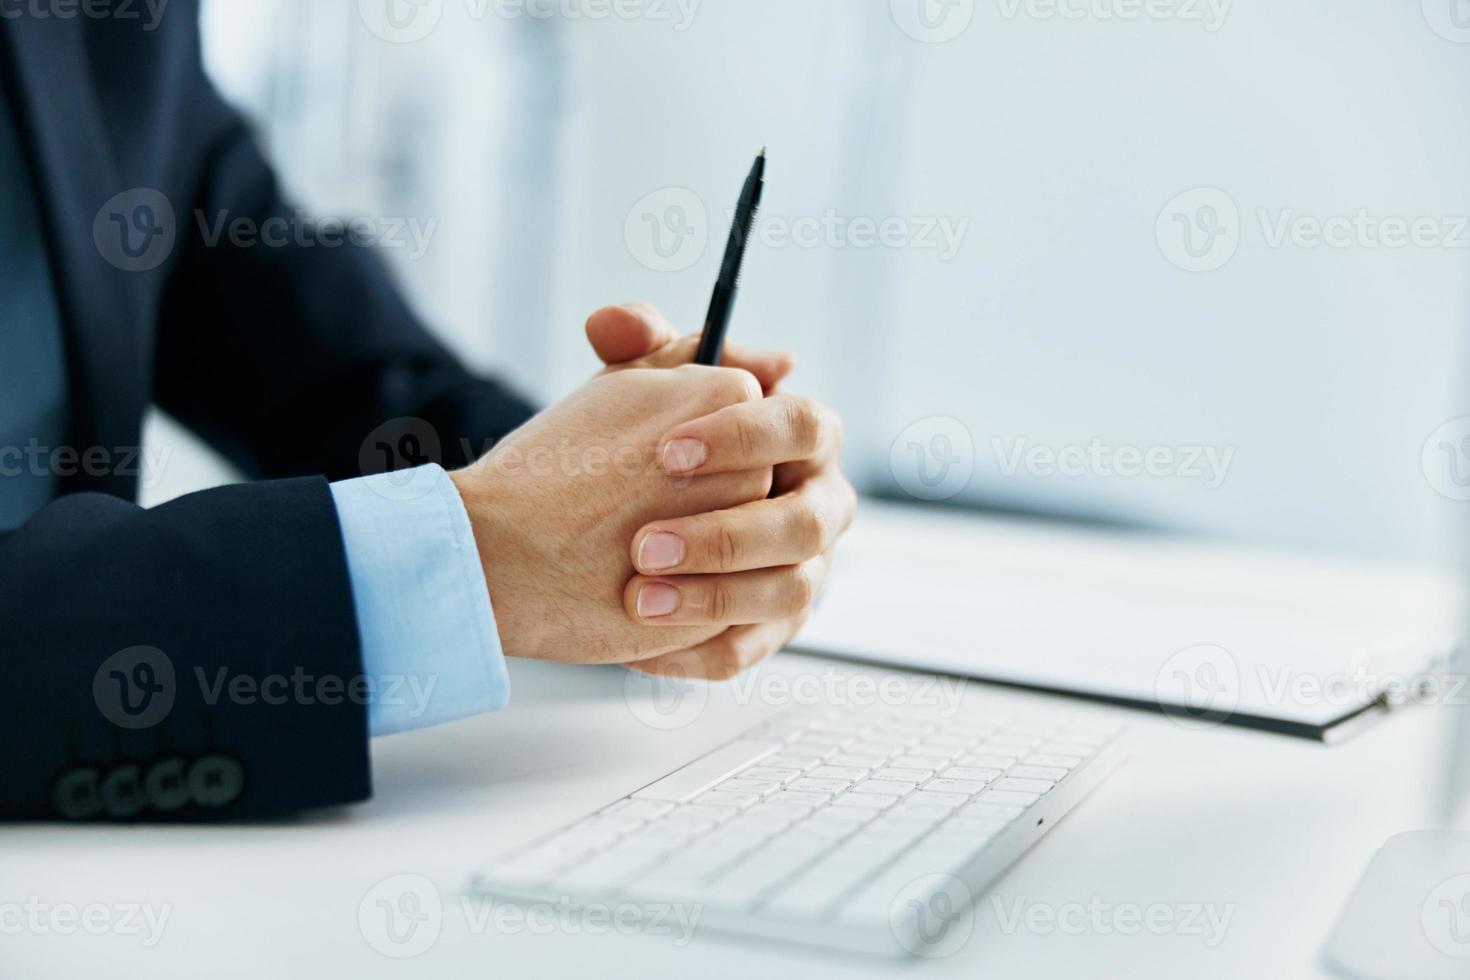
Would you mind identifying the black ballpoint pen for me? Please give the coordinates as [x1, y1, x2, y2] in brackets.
[694, 148, 765, 366]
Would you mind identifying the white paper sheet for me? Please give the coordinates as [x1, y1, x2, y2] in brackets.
[796, 501, 1465, 730]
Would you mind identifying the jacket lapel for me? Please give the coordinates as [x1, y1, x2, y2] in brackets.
[0, 17, 148, 498]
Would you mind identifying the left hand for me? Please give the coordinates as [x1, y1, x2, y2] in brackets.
[585, 302, 857, 681]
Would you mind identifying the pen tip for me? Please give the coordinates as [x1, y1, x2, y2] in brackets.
[758, 145, 766, 159]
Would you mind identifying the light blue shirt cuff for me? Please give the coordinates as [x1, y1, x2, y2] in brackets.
[329, 464, 509, 737]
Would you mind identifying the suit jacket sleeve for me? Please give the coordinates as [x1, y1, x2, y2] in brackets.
[150, 4, 537, 480]
[1, 5, 535, 821]
[2, 478, 371, 820]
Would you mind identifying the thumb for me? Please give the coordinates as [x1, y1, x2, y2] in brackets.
[585, 301, 678, 365]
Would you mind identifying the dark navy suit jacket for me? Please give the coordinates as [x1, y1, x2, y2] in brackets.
[0, 2, 535, 820]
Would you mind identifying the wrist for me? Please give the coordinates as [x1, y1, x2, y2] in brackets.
[448, 467, 538, 662]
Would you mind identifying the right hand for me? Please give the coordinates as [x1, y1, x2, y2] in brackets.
[449, 364, 772, 665]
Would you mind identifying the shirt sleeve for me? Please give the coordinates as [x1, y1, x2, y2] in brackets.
[328, 463, 509, 737]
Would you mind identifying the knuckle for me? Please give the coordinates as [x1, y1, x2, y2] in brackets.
[705, 643, 744, 681]
[733, 416, 762, 463]
[716, 523, 742, 572]
[788, 565, 817, 614]
[784, 398, 823, 455]
[722, 369, 762, 404]
[796, 503, 830, 554]
[709, 581, 735, 623]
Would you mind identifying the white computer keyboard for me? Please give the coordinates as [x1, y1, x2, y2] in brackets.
[472, 703, 1123, 956]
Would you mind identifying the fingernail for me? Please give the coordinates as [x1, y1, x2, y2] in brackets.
[638, 532, 685, 571]
[662, 438, 707, 473]
[637, 583, 681, 618]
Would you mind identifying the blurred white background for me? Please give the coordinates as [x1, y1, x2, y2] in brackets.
[141, 0, 1470, 568]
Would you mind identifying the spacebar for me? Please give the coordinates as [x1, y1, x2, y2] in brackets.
[630, 740, 781, 803]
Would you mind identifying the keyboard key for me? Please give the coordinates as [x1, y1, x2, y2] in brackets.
[1023, 754, 1084, 770]
[809, 766, 871, 782]
[554, 850, 662, 892]
[807, 804, 878, 824]
[992, 777, 1054, 794]
[718, 778, 782, 797]
[924, 778, 989, 796]
[893, 804, 956, 822]
[767, 790, 831, 807]
[891, 755, 951, 771]
[707, 850, 823, 908]
[872, 767, 931, 783]
[868, 811, 943, 835]
[906, 791, 968, 809]
[747, 802, 814, 822]
[696, 790, 760, 808]
[828, 754, 888, 769]
[847, 742, 902, 759]
[631, 739, 783, 802]
[811, 718, 874, 735]
[863, 731, 917, 748]
[792, 732, 854, 748]
[977, 789, 1041, 807]
[719, 816, 787, 838]
[850, 779, 914, 797]
[739, 767, 803, 784]
[784, 819, 857, 841]
[764, 754, 823, 771]
[789, 777, 852, 794]
[962, 802, 1024, 820]
[1009, 765, 1068, 782]
[830, 792, 896, 809]
[939, 767, 1001, 782]
[922, 732, 974, 747]
[936, 815, 1012, 837]
[676, 802, 737, 822]
[957, 754, 1017, 770]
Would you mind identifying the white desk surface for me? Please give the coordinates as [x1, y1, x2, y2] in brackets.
[2, 651, 1455, 979]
